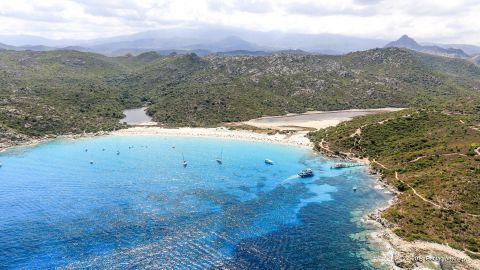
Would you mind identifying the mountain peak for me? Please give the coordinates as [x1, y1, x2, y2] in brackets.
[399, 34, 412, 40]
[385, 35, 420, 49]
[384, 35, 468, 58]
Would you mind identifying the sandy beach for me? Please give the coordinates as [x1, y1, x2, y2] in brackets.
[110, 127, 314, 148]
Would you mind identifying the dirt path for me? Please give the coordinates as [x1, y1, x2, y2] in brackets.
[394, 171, 480, 217]
[394, 172, 443, 209]
[319, 139, 334, 154]
[372, 159, 480, 217]
[372, 158, 442, 209]
[409, 152, 468, 163]
[372, 159, 387, 169]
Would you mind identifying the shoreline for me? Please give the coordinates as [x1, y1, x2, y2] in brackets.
[363, 201, 480, 270]
[2, 125, 478, 269]
[316, 147, 480, 269]
[109, 126, 314, 148]
[0, 131, 110, 154]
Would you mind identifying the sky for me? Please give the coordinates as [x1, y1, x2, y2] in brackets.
[0, 0, 479, 44]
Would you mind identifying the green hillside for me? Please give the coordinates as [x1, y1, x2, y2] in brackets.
[1, 47, 479, 137]
[308, 108, 480, 256]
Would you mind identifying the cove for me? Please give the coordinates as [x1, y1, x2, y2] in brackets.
[0, 135, 392, 269]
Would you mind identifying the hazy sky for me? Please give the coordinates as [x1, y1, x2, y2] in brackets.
[0, 0, 478, 44]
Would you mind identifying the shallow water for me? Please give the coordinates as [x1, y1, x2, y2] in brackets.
[0, 136, 391, 269]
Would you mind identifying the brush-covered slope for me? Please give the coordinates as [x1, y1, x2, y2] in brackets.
[135, 48, 480, 126]
[0, 50, 131, 138]
[1, 47, 479, 138]
[308, 108, 480, 256]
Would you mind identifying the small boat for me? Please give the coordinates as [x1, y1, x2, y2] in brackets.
[216, 149, 223, 164]
[298, 168, 314, 178]
[182, 153, 188, 167]
[89, 160, 94, 164]
[264, 159, 274, 165]
[353, 186, 357, 192]
[85, 149, 88, 152]
[116, 150, 120, 155]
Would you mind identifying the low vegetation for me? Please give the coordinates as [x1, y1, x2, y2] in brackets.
[308, 108, 480, 254]
[1, 47, 480, 140]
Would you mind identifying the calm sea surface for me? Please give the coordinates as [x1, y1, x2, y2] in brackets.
[0, 136, 391, 269]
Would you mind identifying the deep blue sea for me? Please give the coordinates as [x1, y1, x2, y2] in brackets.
[0, 136, 392, 269]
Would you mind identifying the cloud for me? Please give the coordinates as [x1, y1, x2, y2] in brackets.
[284, 2, 377, 16]
[0, 0, 478, 45]
[353, 0, 384, 5]
[207, 0, 274, 14]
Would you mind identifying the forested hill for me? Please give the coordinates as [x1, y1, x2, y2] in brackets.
[1, 48, 479, 142]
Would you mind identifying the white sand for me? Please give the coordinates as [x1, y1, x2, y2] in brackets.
[111, 127, 314, 148]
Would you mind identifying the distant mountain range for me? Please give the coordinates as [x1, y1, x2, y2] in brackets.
[0, 27, 479, 61]
[0, 27, 388, 56]
[384, 35, 469, 58]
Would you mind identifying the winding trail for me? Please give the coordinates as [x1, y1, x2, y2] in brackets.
[408, 152, 469, 163]
[371, 159, 480, 217]
[394, 172, 443, 209]
[372, 159, 480, 218]
[319, 139, 334, 154]
[372, 159, 387, 169]
[395, 171, 480, 217]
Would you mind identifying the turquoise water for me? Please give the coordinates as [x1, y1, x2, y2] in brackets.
[0, 136, 391, 269]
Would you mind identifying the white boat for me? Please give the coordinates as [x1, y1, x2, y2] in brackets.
[298, 168, 314, 178]
[264, 159, 274, 165]
[89, 160, 94, 164]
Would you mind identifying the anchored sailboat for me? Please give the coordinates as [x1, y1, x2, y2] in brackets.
[182, 153, 188, 167]
[216, 149, 223, 164]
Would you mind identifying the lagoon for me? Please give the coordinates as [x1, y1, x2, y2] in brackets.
[120, 107, 153, 125]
